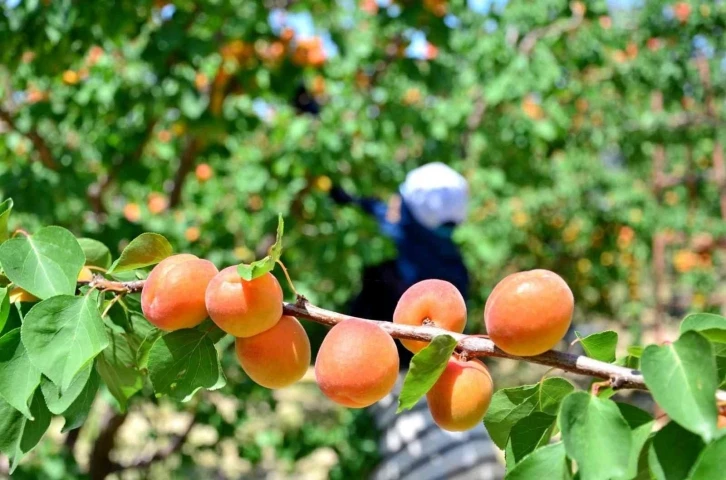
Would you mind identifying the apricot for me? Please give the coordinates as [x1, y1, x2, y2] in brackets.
[141, 254, 219, 331]
[718, 415, 726, 429]
[235, 315, 310, 389]
[484, 269, 574, 356]
[393, 279, 467, 353]
[9, 286, 39, 303]
[77, 266, 94, 282]
[205, 266, 283, 337]
[315, 319, 399, 408]
[427, 357, 493, 432]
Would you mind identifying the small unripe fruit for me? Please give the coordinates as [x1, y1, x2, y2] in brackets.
[141, 254, 219, 331]
[315, 319, 399, 408]
[427, 357, 493, 432]
[393, 279, 467, 353]
[235, 315, 310, 389]
[77, 266, 93, 282]
[484, 269, 574, 356]
[205, 266, 283, 337]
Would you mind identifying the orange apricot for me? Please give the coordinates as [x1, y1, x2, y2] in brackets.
[141, 254, 219, 331]
[427, 357, 493, 432]
[9, 286, 39, 303]
[205, 266, 283, 337]
[195, 163, 213, 182]
[718, 415, 726, 429]
[484, 269, 574, 356]
[393, 279, 467, 353]
[235, 315, 310, 389]
[315, 319, 399, 408]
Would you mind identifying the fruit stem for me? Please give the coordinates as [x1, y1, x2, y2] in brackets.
[276, 259, 299, 296]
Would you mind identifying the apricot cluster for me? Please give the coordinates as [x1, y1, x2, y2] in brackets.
[141, 255, 310, 389]
[140, 255, 574, 433]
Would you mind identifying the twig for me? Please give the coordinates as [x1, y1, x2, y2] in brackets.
[83, 278, 726, 402]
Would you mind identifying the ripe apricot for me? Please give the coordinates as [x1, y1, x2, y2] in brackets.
[315, 319, 399, 408]
[484, 269, 574, 356]
[205, 266, 283, 337]
[235, 315, 310, 389]
[9, 287, 39, 303]
[141, 254, 219, 331]
[195, 163, 213, 182]
[393, 279, 467, 353]
[427, 357, 493, 432]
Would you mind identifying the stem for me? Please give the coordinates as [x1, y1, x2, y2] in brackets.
[276, 259, 299, 296]
[83, 277, 726, 402]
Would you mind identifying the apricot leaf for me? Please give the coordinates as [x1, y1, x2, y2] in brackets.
[504, 411, 556, 469]
[688, 435, 726, 480]
[680, 313, 726, 344]
[238, 214, 284, 281]
[21, 292, 109, 391]
[484, 377, 574, 449]
[147, 329, 225, 401]
[616, 403, 654, 478]
[0, 226, 84, 299]
[575, 330, 617, 363]
[0, 391, 51, 473]
[648, 421, 704, 480]
[0, 198, 12, 243]
[559, 392, 632, 480]
[41, 361, 92, 415]
[0, 328, 41, 419]
[108, 233, 172, 273]
[505, 442, 568, 480]
[58, 367, 99, 433]
[96, 329, 144, 412]
[0, 286, 10, 332]
[396, 334, 457, 413]
[641, 331, 718, 442]
[78, 238, 112, 269]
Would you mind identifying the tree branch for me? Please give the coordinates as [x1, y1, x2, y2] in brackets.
[86, 277, 726, 402]
[169, 136, 200, 208]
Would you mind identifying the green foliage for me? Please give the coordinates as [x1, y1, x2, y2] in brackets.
[575, 330, 619, 363]
[238, 214, 285, 281]
[108, 232, 172, 273]
[397, 334, 457, 412]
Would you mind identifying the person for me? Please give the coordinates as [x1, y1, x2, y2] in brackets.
[330, 163, 503, 480]
[330, 162, 471, 367]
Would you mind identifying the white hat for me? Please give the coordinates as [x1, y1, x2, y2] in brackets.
[399, 162, 469, 230]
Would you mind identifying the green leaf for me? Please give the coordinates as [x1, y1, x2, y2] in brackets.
[641, 331, 718, 442]
[617, 403, 654, 479]
[78, 238, 112, 269]
[21, 292, 109, 391]
[0, 226, 85, 299]
[108, 233, 172, 273]
[0, 198, 13, 243]
[575, 330, 618, 363]
[484, 377, 574, 449]
[688, 434, 726, 480]
[96, 330, 144, 411]
[627, 346, 644, 358]
[60, 367, 99, 433]
[40, 361, 92, 414]
[558, 392, 632, 480]
[237, 214, 284, 281]
[0, 390, 51, 473]
[0, 286, 9, 332]
[680, 313, 726, 344]
[0, 328, 41, 419]
[505, 442, 569, 480]
[648, 421, 704, 480]
[397, 334, 458, 413]
[147, 329, 225, 401]
[505, 411, 556, 468]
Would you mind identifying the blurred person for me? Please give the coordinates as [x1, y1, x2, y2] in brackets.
[329, 162, 503, 480]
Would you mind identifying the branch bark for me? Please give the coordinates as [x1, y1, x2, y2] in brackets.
[169, 136, 201, 208]
[86, 277, 726, 402]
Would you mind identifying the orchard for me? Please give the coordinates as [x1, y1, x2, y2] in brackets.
[0, 211, 725, 478]
[2, 0, 726, 478]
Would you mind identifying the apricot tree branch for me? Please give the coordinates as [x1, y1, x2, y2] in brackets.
[85, 277, 726, 402]
[0, 108, 58, 170]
